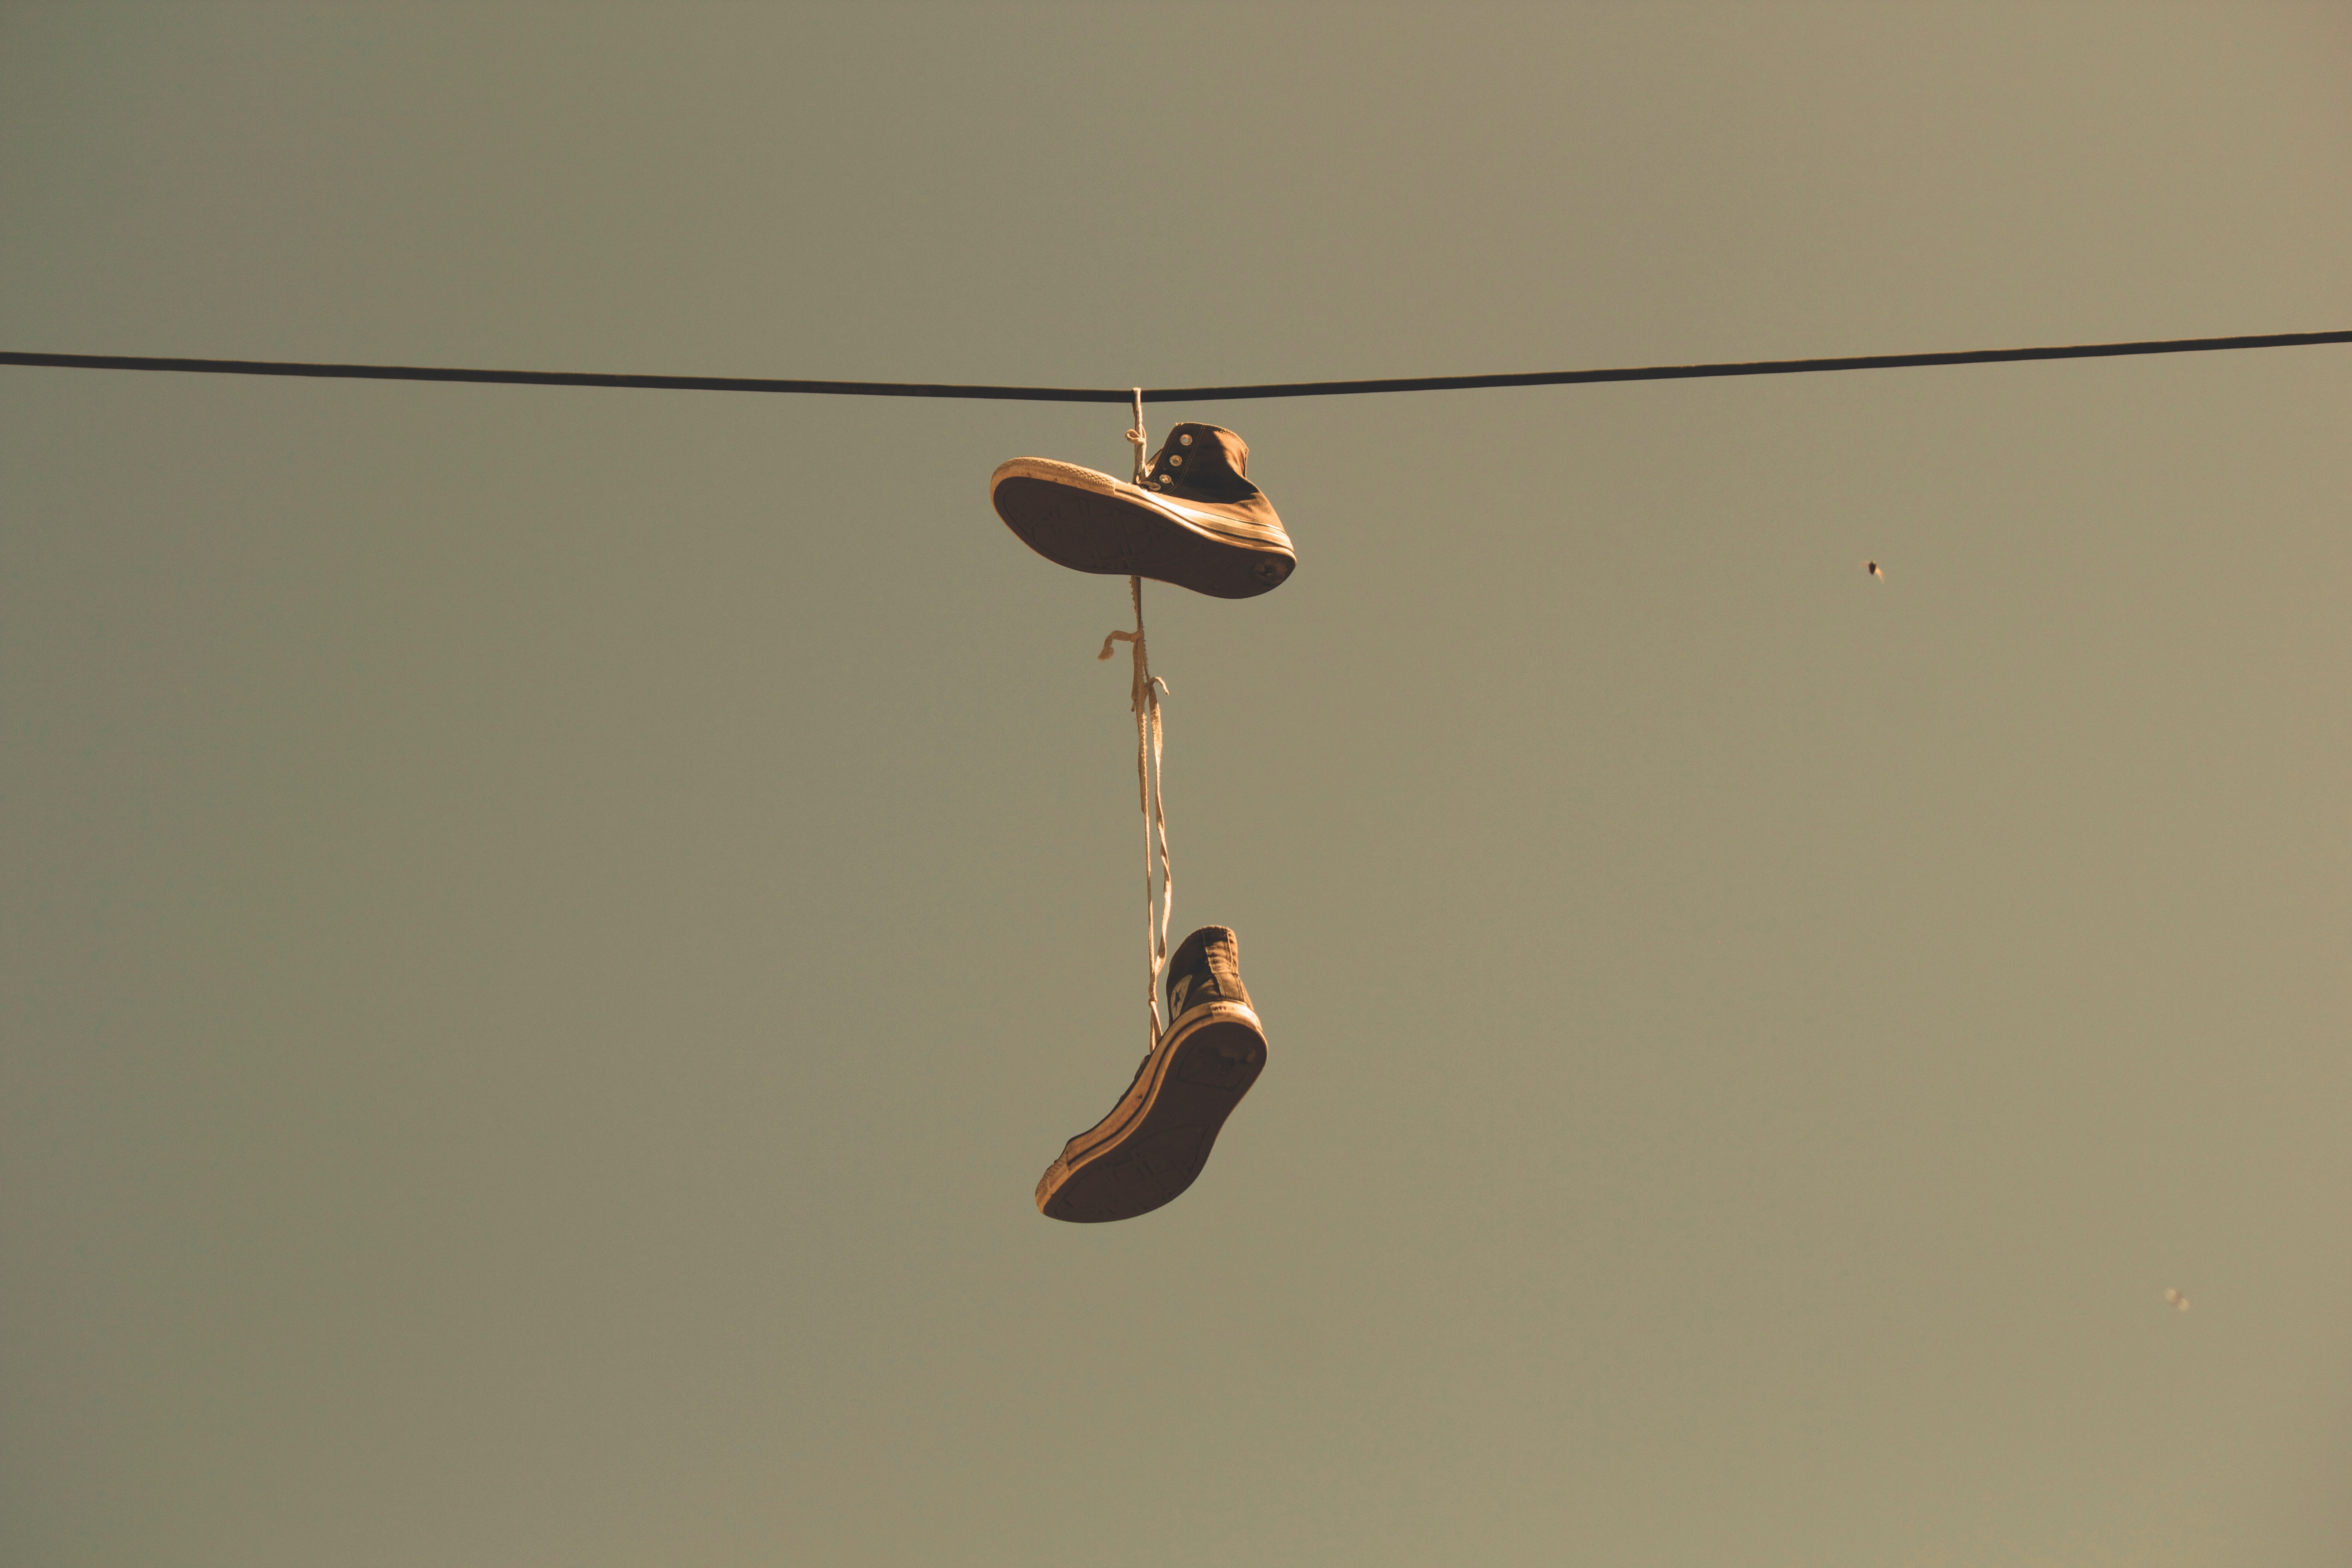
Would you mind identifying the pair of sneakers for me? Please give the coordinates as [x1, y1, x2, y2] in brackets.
[992, 425, 1287, 1222]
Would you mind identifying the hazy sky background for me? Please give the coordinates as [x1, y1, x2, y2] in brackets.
[4, 5, 2348, 1565]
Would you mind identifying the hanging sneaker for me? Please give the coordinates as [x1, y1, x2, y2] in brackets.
[1035, 926, 1270, 1222]
[992, 424, 1296, 599]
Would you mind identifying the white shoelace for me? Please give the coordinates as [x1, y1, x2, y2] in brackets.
[1097, 574, 1171, 1047]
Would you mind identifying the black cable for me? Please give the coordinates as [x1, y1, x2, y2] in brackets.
[0, 352, 1117, 403]
[1152, 329, 2352, 401]
[4, 329, 2347, 405]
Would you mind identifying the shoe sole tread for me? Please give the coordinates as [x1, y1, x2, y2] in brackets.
[1035, 1001, 1267, 1223]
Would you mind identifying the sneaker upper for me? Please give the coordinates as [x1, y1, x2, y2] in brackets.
[1165, 924, 1254, 1021]
[1140, 425, 1284, 538]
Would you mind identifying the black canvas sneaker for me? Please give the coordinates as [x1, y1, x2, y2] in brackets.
[1035, 926, 1270, 1222]
[991, 424, 1296, 599]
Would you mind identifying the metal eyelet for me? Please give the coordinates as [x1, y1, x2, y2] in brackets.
[1179, 434, 1193, 446]
[1168, 454, 1183, 466]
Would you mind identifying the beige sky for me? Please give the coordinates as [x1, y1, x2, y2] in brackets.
[5, 5, 2349, 1565]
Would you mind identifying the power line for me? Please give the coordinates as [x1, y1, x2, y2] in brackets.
[4, 329, 2347, 405]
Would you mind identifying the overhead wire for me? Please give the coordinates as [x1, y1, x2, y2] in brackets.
[4, 329, 2348, 405]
